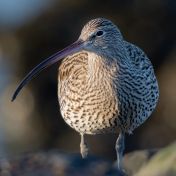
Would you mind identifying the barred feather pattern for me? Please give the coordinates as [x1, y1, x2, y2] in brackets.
[58, 48, 159, 134]
[58, 52, 120, 134]
[58, 18, 159, 135]
[117, 41, 159, 133]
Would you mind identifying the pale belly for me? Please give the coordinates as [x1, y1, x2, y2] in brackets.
[57, 52, 120, 134]
[58, 57, 119, 134]
[58, 82, 120, 134]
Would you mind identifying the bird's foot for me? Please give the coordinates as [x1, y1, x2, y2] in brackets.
[80, 134, 89, 158]
[115, 132, 125, 172]
[80, 142, 89, 158]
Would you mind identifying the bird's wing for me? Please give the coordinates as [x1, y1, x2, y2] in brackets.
[124, 41, 153, 70]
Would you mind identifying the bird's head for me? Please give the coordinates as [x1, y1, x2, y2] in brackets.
[11, 18, 124, 101]
[79, 18, 123, 56]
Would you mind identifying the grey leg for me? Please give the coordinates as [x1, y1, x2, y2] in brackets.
[80, 133, 89, 158]
[115, 132, 125, 171]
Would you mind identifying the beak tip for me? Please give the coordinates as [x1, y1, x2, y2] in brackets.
[11, 93, 16, 102]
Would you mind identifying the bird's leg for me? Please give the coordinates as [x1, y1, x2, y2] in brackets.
[80, 133, 89, 158]
[115, 132, 125, 171]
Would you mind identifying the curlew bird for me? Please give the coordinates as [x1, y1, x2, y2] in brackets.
[12, 18, 159, 171]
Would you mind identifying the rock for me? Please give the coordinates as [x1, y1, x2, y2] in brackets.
[0, 142, 175, 176]
[135, 142, 176, 176]
[0, 151, 121, 176]
[123, 149, 158, 175]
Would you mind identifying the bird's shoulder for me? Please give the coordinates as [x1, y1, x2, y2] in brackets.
[124, 41, 152, 70]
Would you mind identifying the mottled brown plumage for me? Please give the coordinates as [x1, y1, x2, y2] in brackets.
[12, 18, 159, 172]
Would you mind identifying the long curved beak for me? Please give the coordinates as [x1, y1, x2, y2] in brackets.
[11, 39, 84, 101]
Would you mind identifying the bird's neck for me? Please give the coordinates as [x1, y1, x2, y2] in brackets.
[87, 51, 118, 82]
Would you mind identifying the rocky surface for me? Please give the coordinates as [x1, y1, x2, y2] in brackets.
[123, 148, 158, 175]
[0, 142, 175, 176]
[0, 151, 122, 176]
[134, 142, 176, 176]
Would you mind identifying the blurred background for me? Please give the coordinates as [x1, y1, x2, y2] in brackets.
[0, 0, 175, 160]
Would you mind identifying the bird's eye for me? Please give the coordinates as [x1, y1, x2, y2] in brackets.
[96, 30, 104, 36]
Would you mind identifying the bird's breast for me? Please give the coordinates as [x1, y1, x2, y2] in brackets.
[58, 52, 120, 134]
